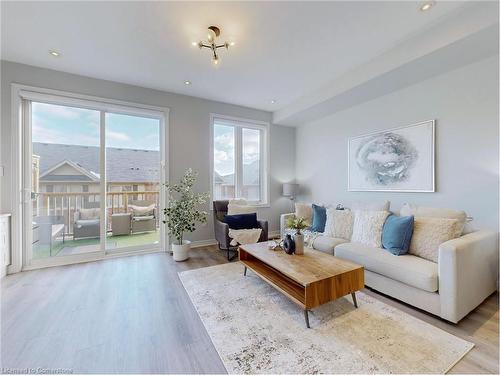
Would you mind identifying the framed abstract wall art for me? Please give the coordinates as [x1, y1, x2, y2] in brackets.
[348, 120, 435, 192]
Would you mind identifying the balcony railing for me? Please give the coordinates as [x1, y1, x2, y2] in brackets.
[34, 191, 160, 235]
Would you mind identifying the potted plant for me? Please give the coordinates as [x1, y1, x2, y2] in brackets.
[163, 169, 209, 261]
[285, 215, 308, 255]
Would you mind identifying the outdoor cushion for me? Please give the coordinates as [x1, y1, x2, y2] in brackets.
[132, 215, 155, 222]
[129, 204, 155, 216]
[335, 242, 438, 292]
[311, 236, 348, 255]
[75, 219, 100, 229]
[79, 208, 100, 220]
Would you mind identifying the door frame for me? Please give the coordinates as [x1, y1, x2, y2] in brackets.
[9, 84, 170, 273]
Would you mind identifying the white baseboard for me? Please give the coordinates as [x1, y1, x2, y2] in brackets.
[190, 239, 218, 248]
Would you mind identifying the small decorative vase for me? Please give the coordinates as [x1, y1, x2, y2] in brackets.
[172, 240, 191, 261]
[294, 233, 304, 255]
[283, 234, 295, 255]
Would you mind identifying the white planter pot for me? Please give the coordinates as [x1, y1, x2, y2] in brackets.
[172, 240, 191, 262]
[294, 234, 304, 255]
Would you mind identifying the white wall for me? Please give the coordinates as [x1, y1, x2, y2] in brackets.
[296, 56, 499, 231]
[0, 61, 296, 242]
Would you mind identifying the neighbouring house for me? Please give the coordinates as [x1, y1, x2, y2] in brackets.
[33, 142, 160, 195]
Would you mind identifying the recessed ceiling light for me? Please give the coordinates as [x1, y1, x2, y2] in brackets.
[420, 1, 435, 11]
[270, 100, 276, 104]
[184, 80, 191, 85]
[49, 50, 60, 57]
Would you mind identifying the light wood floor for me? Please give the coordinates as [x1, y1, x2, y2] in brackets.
[1, 247, 498, 374]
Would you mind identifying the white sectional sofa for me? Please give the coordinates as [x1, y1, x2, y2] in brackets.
[280, 205, 498, 323]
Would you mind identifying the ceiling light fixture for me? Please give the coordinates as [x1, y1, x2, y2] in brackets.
[420, 1, 435, 11]
[49, 50, 60, 57]
[194, 26, 233, 66]
[270, 100, 276, 104]
[184, 80, 192, 85]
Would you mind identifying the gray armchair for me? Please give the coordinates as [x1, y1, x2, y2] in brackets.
[213, 200, 268, 261]
[129, 200, 157, 233]
[73, 205, 100, 240]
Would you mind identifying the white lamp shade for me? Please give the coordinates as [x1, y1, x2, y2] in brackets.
[282, 183, 298, 197]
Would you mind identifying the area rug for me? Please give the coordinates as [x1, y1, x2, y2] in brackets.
[179, 263, 474, 374]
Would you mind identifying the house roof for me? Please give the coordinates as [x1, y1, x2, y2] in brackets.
[33, 142, 160, 183]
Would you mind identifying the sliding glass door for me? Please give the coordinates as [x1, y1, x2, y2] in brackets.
[22, 92, 166, 268]
[105, 113, 161, 252]
[31, 102, 103, 259]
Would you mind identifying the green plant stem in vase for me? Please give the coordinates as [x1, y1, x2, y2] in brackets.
[163, 168, 209, 261]
[285, 215, 308, 255]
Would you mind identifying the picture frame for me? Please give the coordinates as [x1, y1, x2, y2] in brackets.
[348, 120, 435, 192]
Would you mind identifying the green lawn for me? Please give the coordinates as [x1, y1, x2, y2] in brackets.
[33, 231, 160, 259]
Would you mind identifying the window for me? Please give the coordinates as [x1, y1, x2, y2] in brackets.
[211, 115, 269, 205]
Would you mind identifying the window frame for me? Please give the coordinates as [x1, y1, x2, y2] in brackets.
[210, 113, 270, 207]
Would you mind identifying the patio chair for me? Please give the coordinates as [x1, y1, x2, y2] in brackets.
[213, 200, 268, 261]
[129, 200, 157, 233]
[73, 202, 100, 240]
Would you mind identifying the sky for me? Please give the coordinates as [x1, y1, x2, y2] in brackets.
[32, 102, 160, 151]
[213, 123, 260, 176]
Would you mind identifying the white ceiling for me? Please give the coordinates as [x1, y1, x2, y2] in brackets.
[1, 1, 467, 112]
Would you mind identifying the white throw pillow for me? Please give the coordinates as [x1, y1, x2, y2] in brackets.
[227, 204, 256, 215]
[295, 203, 313, 225]
[351, 200, 390, 212]
[129, 204, 155, 216]
[229, 198, 247, 205]
[79, 208, 100, 220]
[400, 203, 466, 236]
[351, 210, 390, 248]
[324, 209, 354, 240]
[409, 217, 461, 263]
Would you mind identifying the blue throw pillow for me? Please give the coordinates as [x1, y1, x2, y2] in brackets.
[382, 214, 414, 255]
[311, 204, 327, 233]
[224, 213, 258, 230]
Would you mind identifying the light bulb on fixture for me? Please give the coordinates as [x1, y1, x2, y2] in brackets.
[194, 25, 232, 66]
[420, 1, 435, 11]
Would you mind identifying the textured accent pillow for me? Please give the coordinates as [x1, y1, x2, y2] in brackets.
[227, 204, 256, 215]
[224, 213, 258, 230]
[129, 204, 155, 216]
[382, 214, 414, 255]
[351, 200, 390, 212]
[409, 217, 461, 263]
[295, 203, 313, 225]
[79, 208, 100, 220]
[351, 210, 390, 248]
[400, 203, 466, 236]
[324, 209, 354, 240]
[311, 204, 327, 232]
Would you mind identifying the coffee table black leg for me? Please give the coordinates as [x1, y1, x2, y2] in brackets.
[243, 266, 247, 276]
[351, 292, 358, 308]
[304, 309, 310, 328]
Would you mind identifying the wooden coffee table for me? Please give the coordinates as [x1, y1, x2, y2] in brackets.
[239, 241, 364, 328]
